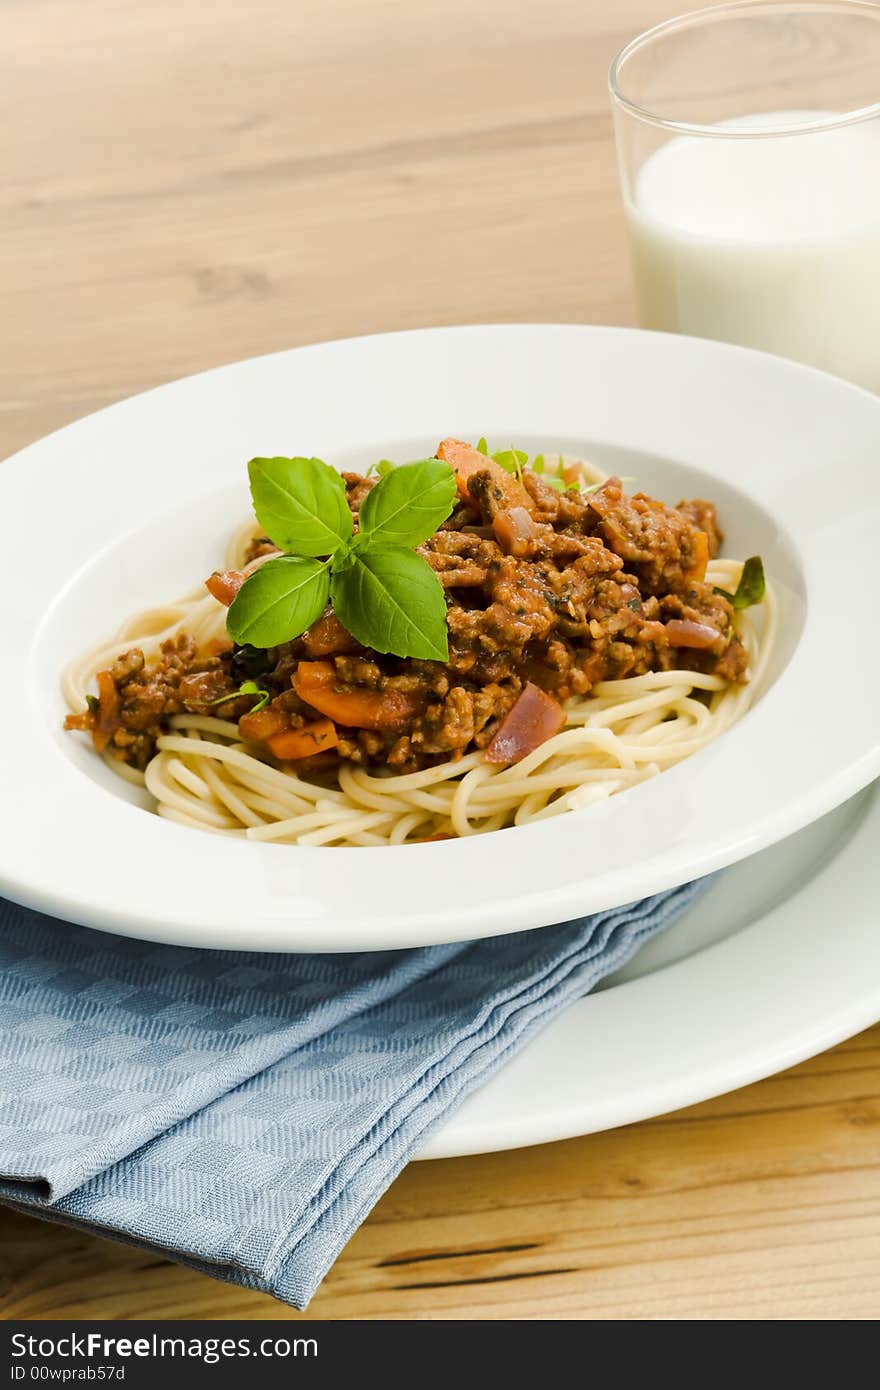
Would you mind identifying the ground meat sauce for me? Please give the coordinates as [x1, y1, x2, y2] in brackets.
[63, 637, 257, 771]
[66, 458, 748, 772]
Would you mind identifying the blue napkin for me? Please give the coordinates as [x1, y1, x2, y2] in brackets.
[0, 882, 705, 1308]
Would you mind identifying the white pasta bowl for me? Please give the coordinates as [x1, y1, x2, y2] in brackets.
[1, 324, 879, 951]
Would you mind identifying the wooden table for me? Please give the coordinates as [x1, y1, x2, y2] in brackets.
[2, 0, 879, 1321]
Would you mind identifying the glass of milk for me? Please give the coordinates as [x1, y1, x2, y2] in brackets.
[609, 1, 880, 391]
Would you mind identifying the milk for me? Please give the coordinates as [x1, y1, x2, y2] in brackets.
[625, 112, 880, 391]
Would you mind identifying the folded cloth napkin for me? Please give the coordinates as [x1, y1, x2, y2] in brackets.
[0, 881, 706, 1308]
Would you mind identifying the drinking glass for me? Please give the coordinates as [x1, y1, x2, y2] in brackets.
[609, 1, 880, 390]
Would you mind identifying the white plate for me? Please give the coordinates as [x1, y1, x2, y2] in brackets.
[1, 324, 880, 951]
[423, 782, 880, 1157]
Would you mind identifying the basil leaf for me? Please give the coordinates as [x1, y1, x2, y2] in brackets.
[714, 556, 765, 610]
[227, 556, 330, 647]
[331, 545, 449, 661]
[248, 456, 353, 557]
[731, 555, 765, 610]
[357, 458, 456, 548]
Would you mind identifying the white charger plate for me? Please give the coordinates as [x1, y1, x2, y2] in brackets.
[1, 324, 880, 951]
[423, 782, 880, 1157]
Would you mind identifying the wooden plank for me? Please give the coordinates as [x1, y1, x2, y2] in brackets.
[3, 1030, 880, 1319]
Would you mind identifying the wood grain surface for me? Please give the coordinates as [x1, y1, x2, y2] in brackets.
[2, 0, 879, 1321]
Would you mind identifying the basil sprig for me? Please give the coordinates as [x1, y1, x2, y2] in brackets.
[227, 456, 456, 659]
[714, 555, 766, 611]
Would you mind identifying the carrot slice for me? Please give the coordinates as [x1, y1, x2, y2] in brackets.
[291, 660, 335, 691]
[64, 710, 94, 733]
[683, 530, 709, 584]
[485, 683, 566, 765]
[92, 669, 120, 753]
[436, 438, 535, 515]
[293, 660, 424, 731]
[267, 719, 338, 760]
[205, 569, 246, 606]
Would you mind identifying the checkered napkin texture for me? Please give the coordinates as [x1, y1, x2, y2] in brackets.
[0, 881, 705, 1308]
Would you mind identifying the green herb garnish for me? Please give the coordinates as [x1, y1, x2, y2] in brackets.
[536, 456, 571, 493]
[365, 458, 396, 479]
[714, 555, 765, 610]
[227, 455, 456, 660]
[481, 442, 573, 492]
[210, 679, 271, 712]
[491, 447, 528, 484]
[476, 441, 630, 497]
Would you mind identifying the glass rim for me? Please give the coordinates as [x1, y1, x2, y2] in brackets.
[608, 0, 880, 138]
